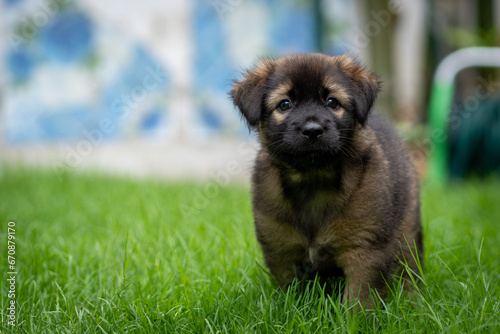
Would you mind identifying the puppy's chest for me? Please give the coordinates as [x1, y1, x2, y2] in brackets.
[283, 195, 347, 269]
[283, 186, 340, 238]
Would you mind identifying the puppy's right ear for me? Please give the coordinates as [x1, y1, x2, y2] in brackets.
[231, 60, 274, 128]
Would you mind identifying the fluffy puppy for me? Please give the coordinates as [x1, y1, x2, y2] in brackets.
[231, 54, 423, 306]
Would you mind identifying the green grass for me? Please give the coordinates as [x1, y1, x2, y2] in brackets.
[1, 166, 499, 333]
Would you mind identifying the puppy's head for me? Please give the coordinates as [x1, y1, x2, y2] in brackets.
[231, 54, 380, 171]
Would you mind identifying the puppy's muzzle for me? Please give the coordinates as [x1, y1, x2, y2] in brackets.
[301, 121, 324, 142]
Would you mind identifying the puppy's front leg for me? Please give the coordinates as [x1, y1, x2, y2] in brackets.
[338, 248, 390, 308]
[264, 254, 300, 286]
[255, 216, 308, 286]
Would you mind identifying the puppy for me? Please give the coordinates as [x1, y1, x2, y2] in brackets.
[230, 54, 423, 306]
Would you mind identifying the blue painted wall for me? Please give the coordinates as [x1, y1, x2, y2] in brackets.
[2, 0, 317, 143]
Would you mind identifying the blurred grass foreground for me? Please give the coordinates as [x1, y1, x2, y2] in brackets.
[1, 167, 500, 333]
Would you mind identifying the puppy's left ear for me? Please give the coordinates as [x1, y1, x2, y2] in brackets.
[231, 59, 274, 129]
[340, 57, 381, 126]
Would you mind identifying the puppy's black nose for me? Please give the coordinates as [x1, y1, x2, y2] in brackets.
[301, 122, 324, 141]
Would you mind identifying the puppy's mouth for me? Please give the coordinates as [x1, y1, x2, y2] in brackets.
[269, 141, 340, 171]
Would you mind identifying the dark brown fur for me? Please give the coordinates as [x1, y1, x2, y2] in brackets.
[231, 54, 423, 307]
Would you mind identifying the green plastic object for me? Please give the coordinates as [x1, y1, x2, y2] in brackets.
[427, 81, 454, 183]
[427, 47, 500, 183]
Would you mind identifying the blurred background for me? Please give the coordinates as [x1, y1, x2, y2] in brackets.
[1, 0, 500, 182]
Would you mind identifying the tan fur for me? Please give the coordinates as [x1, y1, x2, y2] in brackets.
[334, 108, 345, 119]
[272, 111, 287, 124]
[266, 80, 293, 111]
[322, 76, 352, 108]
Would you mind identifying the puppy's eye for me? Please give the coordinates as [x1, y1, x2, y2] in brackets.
[278, 99, 292, 111]
[326, 97, 340, 109]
